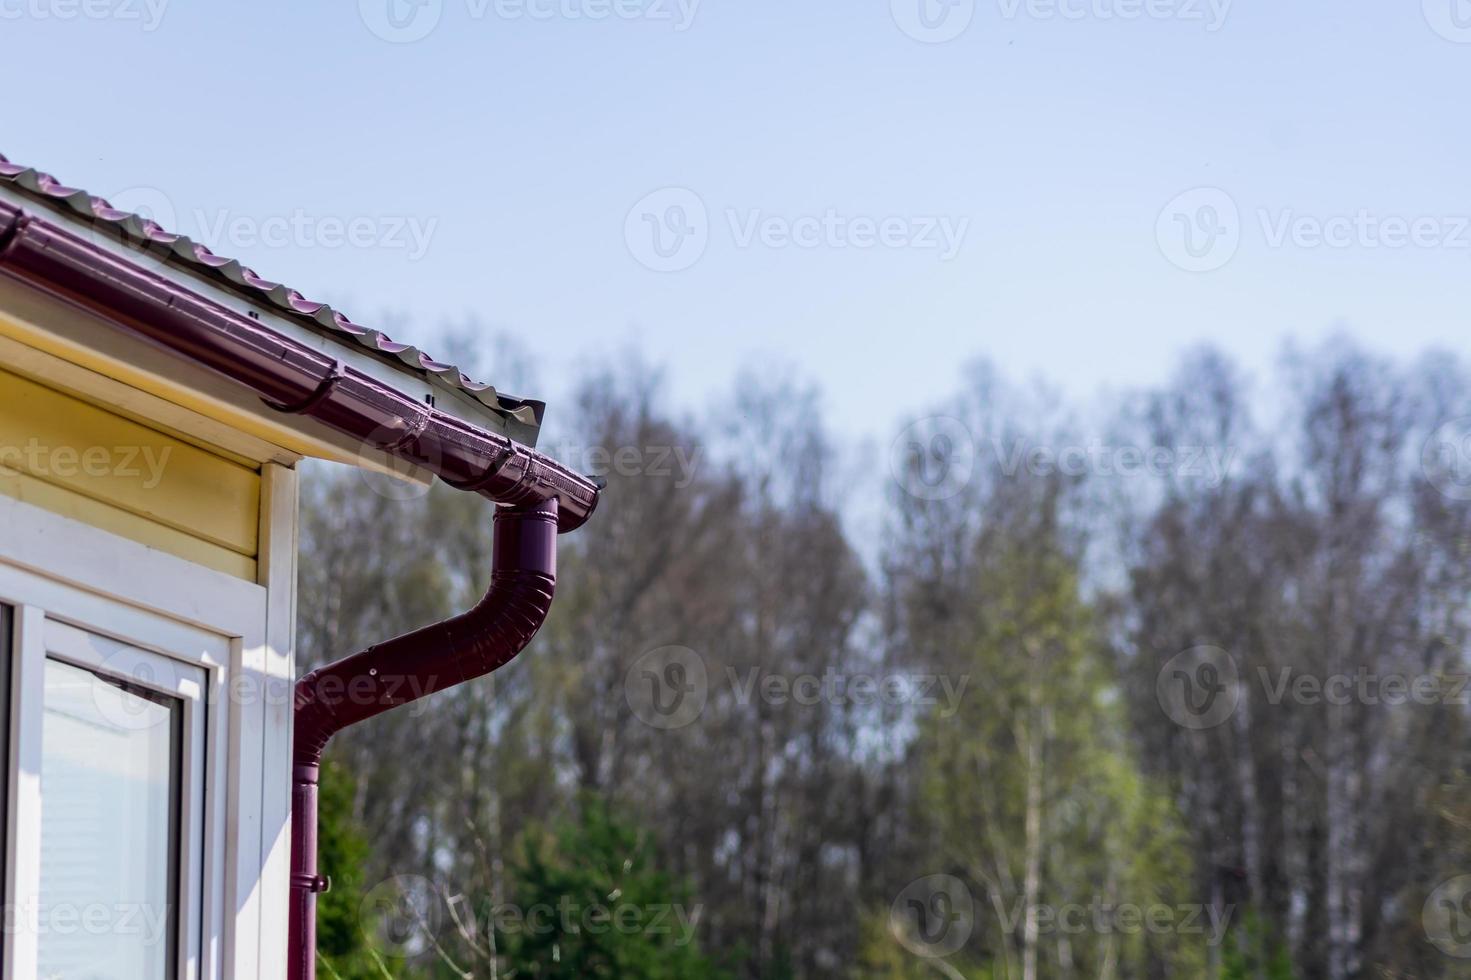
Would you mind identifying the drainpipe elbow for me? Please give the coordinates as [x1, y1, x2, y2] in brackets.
[291, 497, 559, 773]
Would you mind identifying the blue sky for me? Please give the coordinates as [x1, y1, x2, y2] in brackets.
[3, 0, 1468, 450]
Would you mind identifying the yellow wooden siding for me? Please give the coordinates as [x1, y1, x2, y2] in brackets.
[0, 366, 261, 578]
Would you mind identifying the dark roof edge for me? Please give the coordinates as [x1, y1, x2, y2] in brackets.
[0, 153, 540, 432]
[0, 201, 600, 533]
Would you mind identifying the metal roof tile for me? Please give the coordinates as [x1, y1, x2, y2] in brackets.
[0, 153, 541, 434]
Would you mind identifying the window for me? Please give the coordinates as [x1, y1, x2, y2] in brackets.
[31, 620, 208, 980]
[0, 558, 226, 979]
[0, 462, 289, 978]
[38, 658, 183, 979]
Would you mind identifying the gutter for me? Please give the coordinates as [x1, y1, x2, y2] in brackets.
[0, 201, 600, 531]
[290, 497, 559, 980]
[0, 200, 601, 978]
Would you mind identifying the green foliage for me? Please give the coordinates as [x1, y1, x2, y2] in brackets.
[1220, 911, 1296, 980]
[498, 798, 730, 979]
[316, 758, 395, 980]
[910, 515, 1207, 977]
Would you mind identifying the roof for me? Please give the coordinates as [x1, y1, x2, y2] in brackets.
[0, 152, 542, 439]
[0, 152, 600, 531]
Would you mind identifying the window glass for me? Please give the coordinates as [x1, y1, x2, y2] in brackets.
[38, 658, 180, 980]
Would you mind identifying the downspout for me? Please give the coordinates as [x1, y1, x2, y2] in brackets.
[290, 496, 560, 980]
[0, 199, 598, 977]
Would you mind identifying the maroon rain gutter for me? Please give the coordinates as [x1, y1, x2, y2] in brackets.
[0, 202, 600, 531]
[0, 200, 600, 979]
[290, 496, 559, 980]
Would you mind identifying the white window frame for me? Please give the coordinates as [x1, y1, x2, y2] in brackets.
[38, 619, 213, 978]
[0, 468, 296, 980]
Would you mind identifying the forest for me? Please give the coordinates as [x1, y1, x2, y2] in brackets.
[300, 335, 1471, 979]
